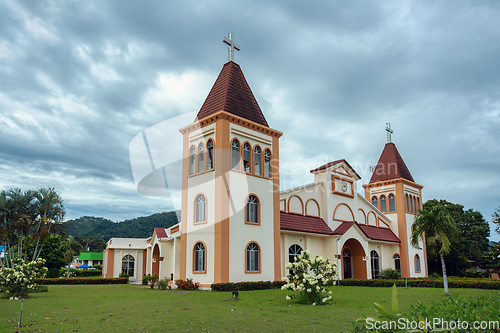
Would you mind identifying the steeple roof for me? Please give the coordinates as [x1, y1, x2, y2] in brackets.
[369, 142, 415, 183]
[195, 61, 269, 127]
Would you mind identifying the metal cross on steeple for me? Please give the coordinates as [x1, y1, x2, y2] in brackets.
[223, 32, 241, 62]
[386, 123, 393, 143]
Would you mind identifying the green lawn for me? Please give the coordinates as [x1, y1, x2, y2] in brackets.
[0, 285, 497, 332]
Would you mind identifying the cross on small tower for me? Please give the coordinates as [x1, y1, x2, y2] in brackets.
[223, 32, 241, 62]
[386, 123, 393, 143]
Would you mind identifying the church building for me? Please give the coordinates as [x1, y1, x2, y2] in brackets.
[103, 34, 427, 286]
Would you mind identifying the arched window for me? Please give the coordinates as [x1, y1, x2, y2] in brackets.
[194, 242, 206, 272]
[231, 139, 240, 170]
[389, 194, 395, 212]
[394, 254, 401, 273]
[372, 196, 378, 209]
[380, 195, 387, 213]
[288, 244, 303, 264]
[254, 146, 261, 176]
[189, 146, 196, 175]
[370, 250, 380, 279]
[121, 255, 135, 276]
[195, 194, 206, 223]
[415, 254, 421, 273]
[410, 195, 414, 213]
[264, 149, 271, 178]
[416, 197, 420, 212]
[246, 195, 259, 224]
[243, 142, 251, 173]
[413, 196, 417, 214]
[405, 194, 409, 212]
[198, 143, 204, 173]
[246, 242, 260, 272]
[207, 139, 214, 170]
[343, 248, 352, 279]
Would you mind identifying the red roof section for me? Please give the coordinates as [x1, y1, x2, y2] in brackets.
[195, 61, 269, 127]
[331, 221, 355, 235]
[310, 159, 361, 179]
[154, 228, 168, 238]
[369, 143, 414, 183]
[358, 224, 400, 243]
[280, 212, 333, 235]
[332, 221, 400, 243]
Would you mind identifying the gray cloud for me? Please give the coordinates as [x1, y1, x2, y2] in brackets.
[0, 0, 499, 240]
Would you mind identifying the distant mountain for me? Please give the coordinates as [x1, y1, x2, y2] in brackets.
[64, 211, 180, 241]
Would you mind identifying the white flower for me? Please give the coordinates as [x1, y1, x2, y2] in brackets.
[286, 295, 291, 300]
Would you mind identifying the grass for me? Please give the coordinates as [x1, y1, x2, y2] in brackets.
[0, 285, 497, 332]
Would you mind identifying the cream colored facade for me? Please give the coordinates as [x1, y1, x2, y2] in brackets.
[102, 60, 427, 285]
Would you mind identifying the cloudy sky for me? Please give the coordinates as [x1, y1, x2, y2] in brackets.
[1, 1, 499, 241]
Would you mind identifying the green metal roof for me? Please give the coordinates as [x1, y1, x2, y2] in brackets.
[78, 252, 103, 261]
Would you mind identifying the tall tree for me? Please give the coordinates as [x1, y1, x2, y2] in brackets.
[493, 208, 500, 235]
[411, 204, 457, 295]
[0, 187, 65, 268]
[62, 236, 82, 278]
[423, 199, 490, 276]
[31, 188, 66, 261]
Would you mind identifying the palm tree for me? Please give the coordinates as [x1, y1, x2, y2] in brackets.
[411, 204, 457, 295]
[62, 236, 83, 278]
[31, 188, 66, 261]
[0, 188, 65, 267]
[1, 188, 37, 263]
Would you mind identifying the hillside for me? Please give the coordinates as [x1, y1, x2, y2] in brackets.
[64, 211, 180, 241]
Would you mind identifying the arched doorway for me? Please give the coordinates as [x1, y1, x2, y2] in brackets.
[342, 248, 352, 279]
[152, 244, 161, 276]
[341, 238, 367, 279]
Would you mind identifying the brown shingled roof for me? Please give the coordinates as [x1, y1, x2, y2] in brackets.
[154, 227, 168, 238]
[195, 61, 269, 127]
[280, 212, 333, 235]
[332, 221, 400, 243]
[357, 224, 400, 243]
[369, 143, 414, 183]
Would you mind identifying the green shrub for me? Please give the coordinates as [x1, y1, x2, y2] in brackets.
[157, 278, 171, 290]
[175, 278, 199, 290]
[464, 268, 490, 278]
[429, 272, 441, 279]
[58, 268, 102, 278]
[340, 278, 500, 290]
[350, 286, 500, 332]
[142, 274, 151, 285]
[46, 267, 60, 278]
[378, 269, 401, 280]
[119, 272, 129, 279]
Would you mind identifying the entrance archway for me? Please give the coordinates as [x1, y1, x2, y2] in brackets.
[341, 238, 367, 279]
[152, 244, 162, 276]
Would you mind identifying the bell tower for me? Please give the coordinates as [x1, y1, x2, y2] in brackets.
[178, 33, 282, 285]
[363, 124, 427, 278]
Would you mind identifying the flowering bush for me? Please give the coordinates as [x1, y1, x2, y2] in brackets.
[0, 258, 47, 297]
[281, 249, 337, 305]
[175, 278, 200, 290]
